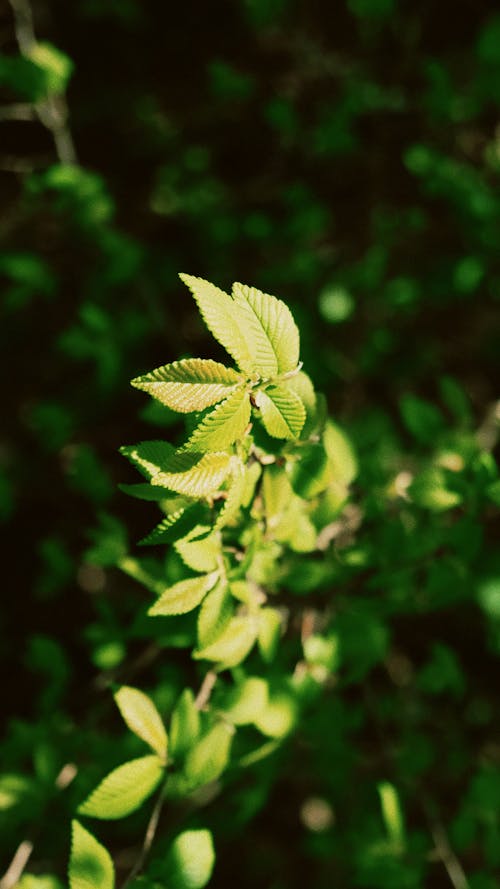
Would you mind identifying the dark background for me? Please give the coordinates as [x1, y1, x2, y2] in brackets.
[1, 1, 500, 887]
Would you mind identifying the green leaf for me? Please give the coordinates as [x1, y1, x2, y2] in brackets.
[69, 820, 114, 889]
[286, 370, 318, 438]
[77, 756, 164, 820]
[139, 503, 205, 547]
[194, 615, 258, 667]
[131, 358, 242, 413]
[162, 829, 215, 889]
[232, 282, 300, 376]
[223, 677, 269, 725]
[175, 525, 221, 572]
[255, 385, 305, 439]
[119, 482, 175, 502]
[152, 451, 235, 498]
[120, 440, 175, 479]
[170, 689, 201, 760]
[253, 691, 297, 738]
[214, 465, 247, 530]
[400, 394, 445, 445]
[258, 608, 283, 663]
[114, 687, 168, 761]
[183, 387, 251, 452]
[149, 572, 219, 617]
[323, 420, 358, 485]
[184, 723, 233, 787]
[197, 581, 232, 648]
[179, 274, 254, 373]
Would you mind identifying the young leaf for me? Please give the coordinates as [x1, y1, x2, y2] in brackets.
[214, 467, 247, 530]
[120, 441, 175, 479]
[162, 829, 215, 889]
[223, 677, 269, 725]
[114, 686, 168, 761]
[170, 688, 201, 760]
[174, 525, 221, 573]
[194, 615, 258, 667]
[77, 756, 164, 820]
[183, 387, 251, 453]
[257, 608, 283, 663]
[139, 503, 205, 547]
[232, 282, 300, 376]
[151, 451, 235, 498]
[69, 820, 114, 889]
[184, 723, 234, 787]
[255, 385, 306, 439]
[131, 358, 242, 413]
[148, 571, 219, 617]
[179, 274, 254, 373]
[119, 482, 175, 502]
[197, 581, 233, 648]
[254, 692, 297, 738]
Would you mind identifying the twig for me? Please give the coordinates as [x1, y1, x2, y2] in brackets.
[195, 669, 217, 710]
[0, 103, 35, 121]
[427, 813, 470, 889]
[121, 789, 165, 889]
[0, 841, 34, 889]
[7, 0, 78, 165]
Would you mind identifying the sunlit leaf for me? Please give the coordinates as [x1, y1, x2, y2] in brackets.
[131, 358, 242, 413]
[114, 686, 168, 760]
[77, 756, 164, 820]
[149, 571, 219, 617]
[69, 821, 114, 889]
[232, 282, 300, 376]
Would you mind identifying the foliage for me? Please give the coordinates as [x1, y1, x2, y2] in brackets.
[1, 2, 499, 888]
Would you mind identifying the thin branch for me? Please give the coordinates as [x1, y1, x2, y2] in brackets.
[0, 102, 35, 121]
[7, 0, 78, 165]
[195, 669, 217, 710]
[0, 841, 34, 889]
[121, 789, 165, 889]
[427, 813, 470, 889]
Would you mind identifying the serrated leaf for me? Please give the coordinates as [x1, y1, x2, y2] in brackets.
[120, 441, 175, 479]
[255, 385, 305, 439]
[184, 723, 233, 787]
[114, 687, 168, 761]
[131, 358, 242, 413]
[197, 581, 232, 648]
[232, 282, 300, 376]
[162, 829, 215, 889]
[183, 387, 251, 452]
[194, 615, 258, 667]
[179, 274, 254, 373]
[139, 503, 204, 546]
[170, 689, 201, 760]
[214, 465, 247, 530]
[77, 756, 164, 820]
[152, 451, 234, 497]
[69, 820, 114, 889]
[148, 571, 219, 617]
[174, 525, 221, 572]
[119, 482, 175, 502]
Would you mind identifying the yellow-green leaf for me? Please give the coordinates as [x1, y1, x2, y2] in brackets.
[232, 282, 300, 376]
[69, 820, 114, 889]
[163, 829, 215, 889]
[184, 723, 233, 787]
[152, 451, 235, 498]
[131, 358, 242, 413]
[114, 686, 168, 761]
[174, 525, 221, 572]
[170, 689, 201, 760]
[149, 571, 219, 617]
[255, 385, 305, 439]
[194, 615, 258, 667]
[183, 387, 251, 452]
[120, 440, 175, 479]
[179, 274, 255, 373]
[77, 756, 163, 820]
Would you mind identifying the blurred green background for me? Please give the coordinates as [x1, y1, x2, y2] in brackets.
[1, 0, 499, 886]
